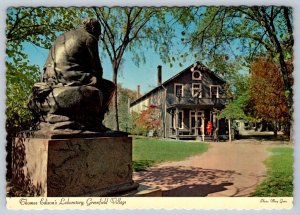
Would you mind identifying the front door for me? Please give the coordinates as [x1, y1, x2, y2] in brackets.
[190, 110, 204, 135]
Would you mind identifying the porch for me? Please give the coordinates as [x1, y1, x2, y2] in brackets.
[167, 105, 227, 141]
[168, 130, 229, 141]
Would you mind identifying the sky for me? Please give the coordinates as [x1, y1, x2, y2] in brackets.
[24, 41, 191, 95]
[19, 7, 200, 95]
[18, 6, 254, 96]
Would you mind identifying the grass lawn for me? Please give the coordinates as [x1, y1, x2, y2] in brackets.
[252, 147, 293, 197]
[132, 136, 209, 171]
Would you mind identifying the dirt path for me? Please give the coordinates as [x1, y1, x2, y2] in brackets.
[133, 140, 275, 197]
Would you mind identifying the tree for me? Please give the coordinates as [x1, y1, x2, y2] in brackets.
[135, 105, 161, 136]
[174, 6, 293, 139]
[249, 58, 290, 136]
[219, 92, 249, 141]
[6, 7, 83, 50]
[5, 7, 83, 180]
[103, 84, 136, 132]
[6, 7, 84, 130]
[180, 6, 293, 110]
[90, 7, 172, 130]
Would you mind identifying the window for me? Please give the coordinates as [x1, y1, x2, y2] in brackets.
[210, 85, 220, 98]
[192, 83, 202, 98]
[190, 111, 196, 128]
[190, 111, 203, 129]
[171, 110, 184, 129]
[174, 84, 184, 97]
[178, 111, 184, 129]
[190, 111, 204, 134]
[192, 70, 202, 80]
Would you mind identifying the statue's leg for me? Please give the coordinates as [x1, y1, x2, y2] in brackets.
[99, 79, 116, 120]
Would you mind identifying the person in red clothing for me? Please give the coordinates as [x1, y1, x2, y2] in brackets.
[207, 121, 213, 135]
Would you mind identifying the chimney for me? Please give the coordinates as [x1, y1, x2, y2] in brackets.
[157, 65, 162, 86]
[137, 85, 140, 98]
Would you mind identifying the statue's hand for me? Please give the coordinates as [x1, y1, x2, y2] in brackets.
[87, 76, 97, 86]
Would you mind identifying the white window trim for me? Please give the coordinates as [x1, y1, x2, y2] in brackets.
[192, 83, 202, 98]
[210, 85, 220, 98]
[192, 70, 202, 80]
[171, 111, 175, 128]
[171, 110, 183, 129]
[174, 83, 184, 97]
[178, 110, 184, 129]
[189, 110, 204, 129]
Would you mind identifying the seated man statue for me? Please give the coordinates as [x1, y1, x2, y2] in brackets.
[29, 19, 115, 133]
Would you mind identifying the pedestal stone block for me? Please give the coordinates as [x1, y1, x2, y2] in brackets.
[12, 136, 138, 196]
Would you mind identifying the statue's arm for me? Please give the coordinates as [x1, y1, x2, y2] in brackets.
[86, 37, 103, 84]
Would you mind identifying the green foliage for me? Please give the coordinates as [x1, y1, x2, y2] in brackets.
[5, 57, 40, 181]
[5, 8, 86, 180]
[103, 84, 136, 132]
[178, 6, 293, 110]
[133, 160, 156, 172]
[5, 7, 85, 131]
[130, 124, 148, 136]
[219, 91, 250, 120]
[132, 137, 209, 171]
[6, 60, 40, 132]
[92, 7, 173, 67]
[88, 7, 176, 130]
[252, 147, 293, 197]
[6, 7, 82, 55]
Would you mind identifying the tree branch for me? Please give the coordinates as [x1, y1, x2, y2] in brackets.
[6, 8, 36, 40]
[93, 7, 116, 52]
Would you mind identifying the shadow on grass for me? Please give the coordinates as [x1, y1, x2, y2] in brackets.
[239, 134, 289, 142]
[133, 160, 157, 172]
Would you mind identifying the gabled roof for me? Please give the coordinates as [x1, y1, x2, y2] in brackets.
[130, 61, 226, 107]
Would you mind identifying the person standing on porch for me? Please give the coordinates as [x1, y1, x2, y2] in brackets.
[207, 121, 213, 135]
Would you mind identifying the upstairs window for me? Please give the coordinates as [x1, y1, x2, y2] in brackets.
[210, 85, 220, 98]
[192, 70, 202, 80]
[192, 83, 202, 98]
[174, 84, 184, 97]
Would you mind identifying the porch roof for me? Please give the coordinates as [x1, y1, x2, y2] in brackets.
[167, 103, 225, 110]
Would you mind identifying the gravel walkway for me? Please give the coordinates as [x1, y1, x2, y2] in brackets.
[133, 140, 276, 197]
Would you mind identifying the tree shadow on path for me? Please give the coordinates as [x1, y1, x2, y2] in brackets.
[163, 183, 233, 197]
[134, 166, 237, 197]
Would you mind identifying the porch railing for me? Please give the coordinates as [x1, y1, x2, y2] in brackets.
[168, 96, 226, 106]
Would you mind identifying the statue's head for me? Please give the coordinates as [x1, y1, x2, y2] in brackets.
[83, 19, 101, 39]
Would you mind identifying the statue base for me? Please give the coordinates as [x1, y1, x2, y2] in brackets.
[12, 136, 138, 197]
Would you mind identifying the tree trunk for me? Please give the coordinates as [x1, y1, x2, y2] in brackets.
[228, 118, 232, 142]
[273, 121, 278, 137]
[260, 7, 293, 140]
[113, 68, 119, 131]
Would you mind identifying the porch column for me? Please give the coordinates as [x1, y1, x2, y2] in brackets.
[212, 112, 217, 128]
[175, 107, 179, 140]
[195, 111, 199, 141]
[228, 118, 232, 142]
[202, 116, 205, 142]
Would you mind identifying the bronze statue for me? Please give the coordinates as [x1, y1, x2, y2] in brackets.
[43, 19, 102, 86]
[29, 19, 115, 136]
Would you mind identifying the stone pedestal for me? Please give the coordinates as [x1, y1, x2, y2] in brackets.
[12, 136, 138, 196]
[123, 184, 162, 197]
